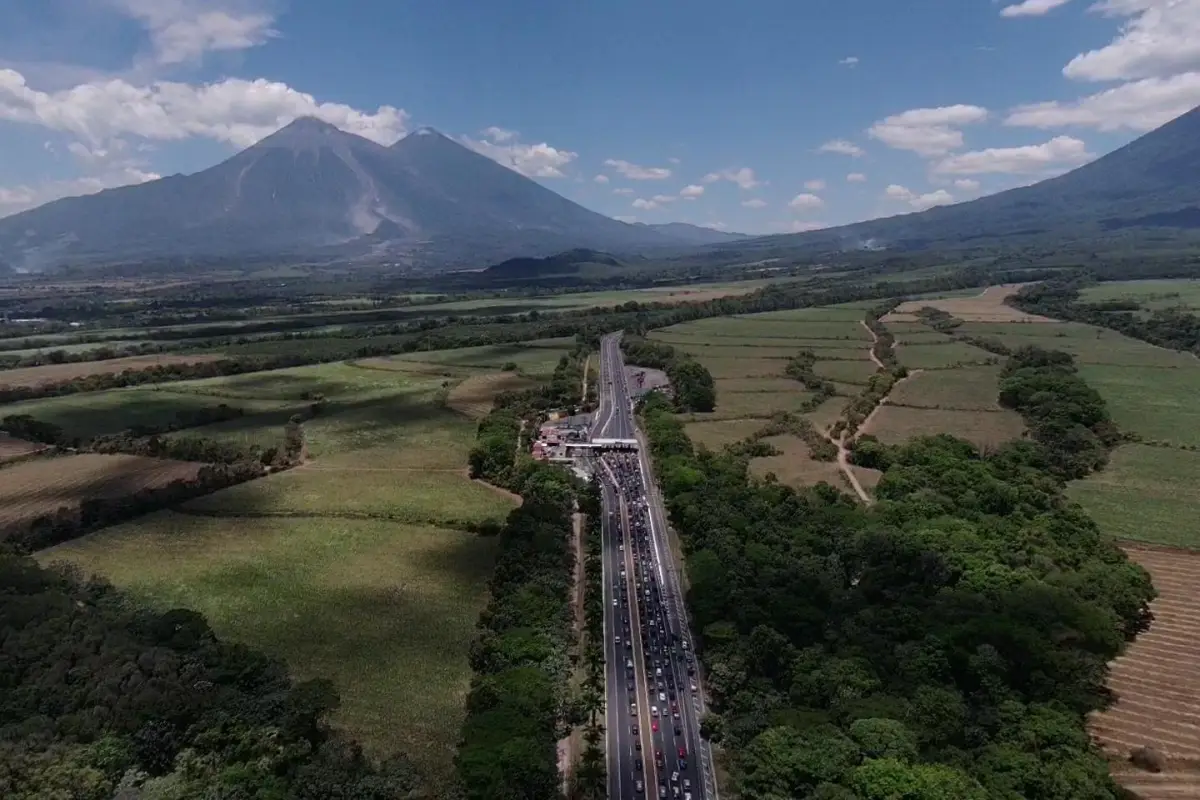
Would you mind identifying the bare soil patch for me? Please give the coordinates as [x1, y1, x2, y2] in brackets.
[862, 405, 1025, 448]
[1090, 546, 1200, 799]
[446, 372, 536, 419]
[0, 454, 202, 531]
[883, 283, 1057, 324]
[0, 433, 48, 464]
[0, 353, 223, 389]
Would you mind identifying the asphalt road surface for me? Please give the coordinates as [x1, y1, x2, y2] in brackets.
[595, 333, 716, 800]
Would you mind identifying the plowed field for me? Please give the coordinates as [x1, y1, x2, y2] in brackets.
[1090, 545, 1200, 798]
[0, 454, 201, 531]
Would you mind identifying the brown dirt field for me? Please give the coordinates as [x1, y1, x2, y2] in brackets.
[446, 372, 536, 419]
[862, 405, 1026, 448]
[1090, 546, 1200, 799]
[750, 435, 843, 488]
[0, 354, 224, 389]
[0, 454, 202, 532]
[0, 433, 47, 464]
[883, 283, 1058, 324]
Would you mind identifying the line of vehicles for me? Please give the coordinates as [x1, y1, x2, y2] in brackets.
[607, 450, 698, 800]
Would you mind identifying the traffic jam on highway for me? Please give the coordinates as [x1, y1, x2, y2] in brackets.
[606, 450, 698, 800]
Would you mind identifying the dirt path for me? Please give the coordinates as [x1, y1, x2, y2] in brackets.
[862, 320, 886, 371]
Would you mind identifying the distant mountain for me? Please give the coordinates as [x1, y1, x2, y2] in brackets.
[0, 119, 679, 271]
[636, 222, 748, 245]
[731, 104, 1200, 254]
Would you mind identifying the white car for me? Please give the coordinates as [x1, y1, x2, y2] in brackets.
[651, 705, 659, 717]
[659, 691, 666, 702]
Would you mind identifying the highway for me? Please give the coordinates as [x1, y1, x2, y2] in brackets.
[594, 332, 715, 800]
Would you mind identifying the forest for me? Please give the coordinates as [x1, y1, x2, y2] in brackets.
[619, 336, 716, 412]
[638, 347, 1156, 800]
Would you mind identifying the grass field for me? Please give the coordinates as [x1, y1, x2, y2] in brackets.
[1069, 445, 1200, 549]
[1080, 364, 1200, 447]
[1079, 279, 1200, 311]
[862, 404, 1025, 449]
[22, 344, 524, 782]
[813, 359, 879, 385]
[895, 341, 998, 370]
[887, 366, 1005, 410]
[684, 419, 766, 450]
[40, 515, 498, 782]
[447, 372, 536, 418]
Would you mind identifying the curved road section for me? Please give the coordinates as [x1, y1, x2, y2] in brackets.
[595, 333, 718, 800]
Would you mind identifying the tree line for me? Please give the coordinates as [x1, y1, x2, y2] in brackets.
[619, 336, 716, 412]
[455, 463, 582, 800]
[637, 367, 1155, 799]
[0, 553, 425, 798]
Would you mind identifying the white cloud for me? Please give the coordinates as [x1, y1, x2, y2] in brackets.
[651, 194, 676, 204]
[788, 193, 824, 210]
[741, 198, 768, 208]
[868, 104, 989, 156]
[0, 167, 161, 218]
[481, 126, 516, 142]
[954, 178, 982, 191]
[1000, 0, 1074, 17]
[885, 184, 956, 210]
[846, 172, 867, 182]
[1064, 0, 1200, 83]
[839, 56, 860, 66]
[817, 139, 865, 157]
[803, 178, 826, 191]
[613, 187, 635, 195]
[667, 157, 681, 164]
[1005, 71, 1200, 131]
[0, 69, 410, 147]
[593, 173, 610, 184]
[603, 158, 672, 180]
[701, 167, 763, 189]
[465, 130, 577, 178]
[679, 184, 705, 199]
[110, 0, 279, 66]
[933, 135, 1093, 174]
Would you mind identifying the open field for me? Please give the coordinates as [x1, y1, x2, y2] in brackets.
[40, 514, 498, 783]
[883, 283, 1055, 323]
[0, 454, 201, 530]
[894, 341, 997, 370]
[684, 418, 766, 450]
[1090, 545, 1200, 799]
[446, 372, 536, 418]
[1069, 445, 1200, 549]
[887, 366, 1005, 410]
[689, 388, 819, 421]
[862, 404, 1025, 449]
[0, 353, 222, 388]
[750, 435, 843, 488]
[385, 340, 574, 375]
[812, 359, 879, 385]
[0, 432, 48, 463]
[691, 357, 792, 380]
[1080, 365, 1200, 447]
[1079, 279, 1200, 311]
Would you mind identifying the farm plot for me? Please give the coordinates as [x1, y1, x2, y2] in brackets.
[813, 359, 880, 385]
[887, 366, 1006, 411]
[386, 339, 574, 375]
[883, 283, 1054, 323]
[1080, 364, 1200, 447]
[1068, 445, 1200, 549]
[0, 454, 201, 531]
[862, 405, 1025, 449]
[685, 419, 766, 450]
[446, 372, 536, 419]
[40, 514, 497, 784]
[0, 432, 47, 463]
[0, 353, 222, 388]
[696, 388, 819, 421]
[750, 435, 843, 488]
[691, 357, 789, 380]
[1079, 278, 1200, 311]
[895, 341, 997, 370]
[1090, 545, 1200, 799]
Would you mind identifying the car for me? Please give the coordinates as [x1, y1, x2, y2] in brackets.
[690, 682, 698, 693]
[651, 705, 658, 717]
[628, 681, 634, 691]
[683, 779, 691, 790]
[615, 636, 622, 645]
[635, 779, 644, 794]
[659, 787, 667, 798]
[659, 691, 666, 702]
[678, 747, 687, 760]
[613, 598, 618, 607]
[635, 756, 642, 767]
[635, 739, 641, 751]
[630, 703, 637, 717]
[651, 719, 658, 732]
[671, 771, 680, 784]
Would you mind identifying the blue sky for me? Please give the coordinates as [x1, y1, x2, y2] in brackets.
[1, 0, 1198, 234]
